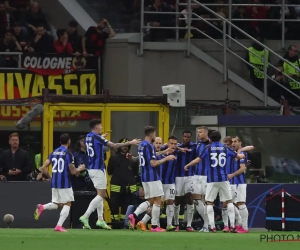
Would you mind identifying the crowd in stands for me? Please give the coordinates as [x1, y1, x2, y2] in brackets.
[126, 0, 300, 40]
[0, 0, 115, 68]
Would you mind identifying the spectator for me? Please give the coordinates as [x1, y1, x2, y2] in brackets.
[23, 1, 49, 38]
[107, 138, 139, 222]
[54, 29, 73, 54]
[4, 0, 30, 21]
[232, 6, 247, 39]
[246, 0, 268, 39]
[0, 29, 21, 67]
[82, 18, 115, 57]
[146, 0, 173, 41]
[246, 37, 270, 92]
[67, 20, 82, 54]
[275, 45, 300, 105]
[12, 21, 29, 48]
[268, 0, 297, 40]
[211, 0, 229, 39]
[0, 133, 32, 181]
[0, 1, 15, 37]
[34, 152, 41, 169]
[72, 135, 93, 191]
[29, 23, 53, 54]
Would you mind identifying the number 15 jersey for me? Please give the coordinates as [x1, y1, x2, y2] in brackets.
[200, 142, 237, 183]
[48, 146, 74, 189]
[138, 140, 160, 183]
[85, 132, 108, 171]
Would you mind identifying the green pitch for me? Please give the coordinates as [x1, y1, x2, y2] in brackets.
[0, 229, 299, 250]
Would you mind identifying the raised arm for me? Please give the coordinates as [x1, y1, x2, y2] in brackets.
[150, 155, 176, 167]
[184, 157, 201, 170]
[239, 146, 254, 153]
[156, 147, 174, 156]
[107, 139, 141, 150]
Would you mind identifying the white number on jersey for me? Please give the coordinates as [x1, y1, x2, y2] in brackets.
[138, 152, 145, 167]
[86, 142, 95, 157]
[210, 152, 226, 168]
[52, 158, 65, 173]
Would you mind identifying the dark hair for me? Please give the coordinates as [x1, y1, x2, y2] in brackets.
[182, 130, 192, 136]
[68, 20, 78, 28]
[56, 29, 67, 38]
[232, 136, 241, 142]
[76, 135, 85, 151]
[60, 133, 70, 145]
[210, 131, 221, 142]
[13, 22, 21, 27]
[168, 135, 178, 141]
[89, 119, 101, 129]
[37, 23, 47, 29]
[208, 129, 215, 138]
[144, 126, 156, 136]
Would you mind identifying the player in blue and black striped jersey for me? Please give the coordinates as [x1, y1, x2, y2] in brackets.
[222, 136, 254, 233]
[160, 135, 179, 231]
[192, 126, 210, 232]
[128, 126, 176, 232]
[173, 130, 197, 232]
[229, 136, 249, 233]
[80, 119, 141, 230]
[184, 131, 245, 233]
[34, 133, 86, 232]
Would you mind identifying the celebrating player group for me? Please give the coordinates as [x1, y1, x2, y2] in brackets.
[33, 119, 253, 234]
[128, 126, 252, 233]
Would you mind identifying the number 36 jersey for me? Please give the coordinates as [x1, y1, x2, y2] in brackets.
[138, 140, 160, 183]
[85, 132, 108, 171]
[199, 142, 237, 183]
[48, 146, 74, 189]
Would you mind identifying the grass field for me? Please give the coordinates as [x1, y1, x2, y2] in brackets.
[0, 229, 300, 250]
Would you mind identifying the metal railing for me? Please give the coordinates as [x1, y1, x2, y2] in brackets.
[178, 0, 298, 49]
[140, 0, 300, 106]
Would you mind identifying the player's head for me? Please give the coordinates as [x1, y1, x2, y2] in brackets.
[118, 138, 131, 154]
[197, 126, 208, 140]
[168, 135, 178, 149]
[60, 133, 71, 147]
[223, 136, 232, 147]
[144, 126, 156, 142]
[232, 136, 242, 150]
[89, 119, 102, 134]
[9, 133, 19, 149]
[182, 130, 192, 144]
[209, 131, 221, 142]
[153, 137, 162, 151]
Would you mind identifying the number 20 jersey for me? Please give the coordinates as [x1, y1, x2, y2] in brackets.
[199, 142, 237, 183]
[48, 146, 74, 189]
[138, 140, 160, 183]
[85, 132, 108, 171]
